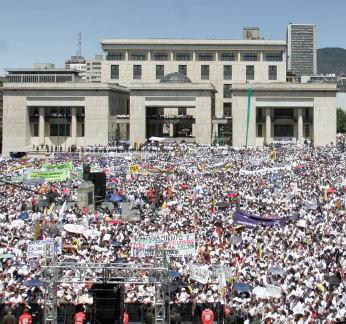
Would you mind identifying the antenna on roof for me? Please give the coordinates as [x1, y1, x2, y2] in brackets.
[76, 32, 82, 56]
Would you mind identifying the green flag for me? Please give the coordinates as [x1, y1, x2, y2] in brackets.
[245, 83, 252, 147]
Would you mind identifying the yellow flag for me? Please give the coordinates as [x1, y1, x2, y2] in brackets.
[33, 222, 41, 240]
[162, 201, 167, 209]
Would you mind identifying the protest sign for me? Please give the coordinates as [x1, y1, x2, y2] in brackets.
[130, 233, 195, 257]
[27, 170, 68, 182]
[27, 237, 63, 259]
[42, 161, 73, 172]
[188, 264, 210, 284]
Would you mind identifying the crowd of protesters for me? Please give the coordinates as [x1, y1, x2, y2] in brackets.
[0, 139, 345, 323]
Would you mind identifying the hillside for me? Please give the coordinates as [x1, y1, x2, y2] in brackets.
[318, 47, 346, 75]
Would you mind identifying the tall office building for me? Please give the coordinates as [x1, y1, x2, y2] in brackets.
[287, 23, 317, 79]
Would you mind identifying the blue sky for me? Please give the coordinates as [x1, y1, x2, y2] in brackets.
[0, 0, 345, 75]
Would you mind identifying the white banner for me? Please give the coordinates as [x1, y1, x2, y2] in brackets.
[63, 224, 100, 239]
[188, 264, 210, 284]
[27, 238, 63, 259]
[130, 233, 195, 257]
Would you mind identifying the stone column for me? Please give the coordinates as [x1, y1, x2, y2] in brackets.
[298, 108, 303, 140]
[169, 123, 174, 137]
[71, 107, 77, 145]
[212, 123, 219, 141]
[39, 107, 45, 145]
[265, 108, 271, 144]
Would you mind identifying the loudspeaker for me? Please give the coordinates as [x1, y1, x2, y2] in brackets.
[89, 172, 106, 200]
[90, 283, 124, 324]
[83, 163, 91, 181]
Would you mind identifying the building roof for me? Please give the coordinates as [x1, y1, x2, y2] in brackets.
[3, 82, 130, 94]
[6, 68, 80, 74]
[101, 38, 286, 46]
[232, 82, 337, 92]
[160, 72, 191, 83]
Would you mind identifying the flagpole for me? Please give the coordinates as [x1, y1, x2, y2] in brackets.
[245, 83, 252, 148]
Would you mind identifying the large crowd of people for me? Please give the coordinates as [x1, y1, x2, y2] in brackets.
[0, 141, 345, 323]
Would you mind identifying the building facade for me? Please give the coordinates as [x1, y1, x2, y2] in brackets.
[99, 38, 287, 142]
[287, 24, 317, 79]
[232, 83, 336, 147]
[65, 56, 87, 80]
[2, 69, 129, 155]
[0, 76, 5, 152]
[2, 28, 337, 154]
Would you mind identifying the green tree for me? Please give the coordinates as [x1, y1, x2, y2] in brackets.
[337, 108, 346, 133]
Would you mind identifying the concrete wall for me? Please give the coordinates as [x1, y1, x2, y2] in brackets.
[3, 94, 29, 154]
[232, 86, 336, 147]
[3, 85, 129, 155]
[313, 95, 337, 145]
[101, 49, 286, 118]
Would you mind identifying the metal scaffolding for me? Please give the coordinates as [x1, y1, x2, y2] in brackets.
[42, 261, 169, 324]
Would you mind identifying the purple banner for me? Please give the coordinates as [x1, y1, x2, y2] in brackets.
[233, 210, 286, 227]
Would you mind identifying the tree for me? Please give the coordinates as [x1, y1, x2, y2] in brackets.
[337, 108, 346, 133]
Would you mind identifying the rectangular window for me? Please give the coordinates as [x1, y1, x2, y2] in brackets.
[50, 124, 70, 136]
[197, 52, 214, 61]
[223, 103, 232, 117]
[130, 52, 146, 61]
[178, 108, 187, 116]
[265, 52, 283, 61]
[220, 52, 236, 61]
[224, 65, 232, 80]
[201, 65, 209, 80]
[246, 65, 255, 80]
[133, 65, 142, 79]
[82, 124, 85, 137]
[257, 124, 263, 137]
[305, 124, 310, 137]
[33, 123, 39, 137]
[111, 65, 119, 79]
[242, 52, 258, 61]
[175, 52, 191, 61]
[268, 66, 277, 80]
[223, 84, 232, 98]
[153, 52, 169, 61]
[106, 52, 124, 60]
[178, 65, 187, 76]
[156, 65, 164, 79]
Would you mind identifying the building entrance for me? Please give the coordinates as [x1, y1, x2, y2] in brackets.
[274, 124, 294, 137]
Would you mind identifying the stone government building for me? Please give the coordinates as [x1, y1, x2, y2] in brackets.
[2, 27, 337, 155]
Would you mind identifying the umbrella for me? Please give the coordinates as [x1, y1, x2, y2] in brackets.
[24, 279, 44, 287]
[233, 283, 253, 293]
[226, 193, 237, 198]
[326, 274, 341, 286]
[108, 194, 123, 202]
[167, 200, 178, 206]
[111, 240, 123, 247]
[169, 271, 181, 278]
[19, 211, 29, 220]
[106, 182, 117, 188]
[267, 266, 284, 276]
[181, 183, 189, 190]
[0, 253, 15, 259]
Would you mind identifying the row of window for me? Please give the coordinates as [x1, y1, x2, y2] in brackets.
[111, 64, 278, 81]
[32, 123, 85, 137]
[106, 51, 283, 62]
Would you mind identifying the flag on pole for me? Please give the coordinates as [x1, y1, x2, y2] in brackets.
[245, 83, 252, 147]
[33, 222, 41, 240]
[218, 271, 227, 301]
[58, 200, 67, 223]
